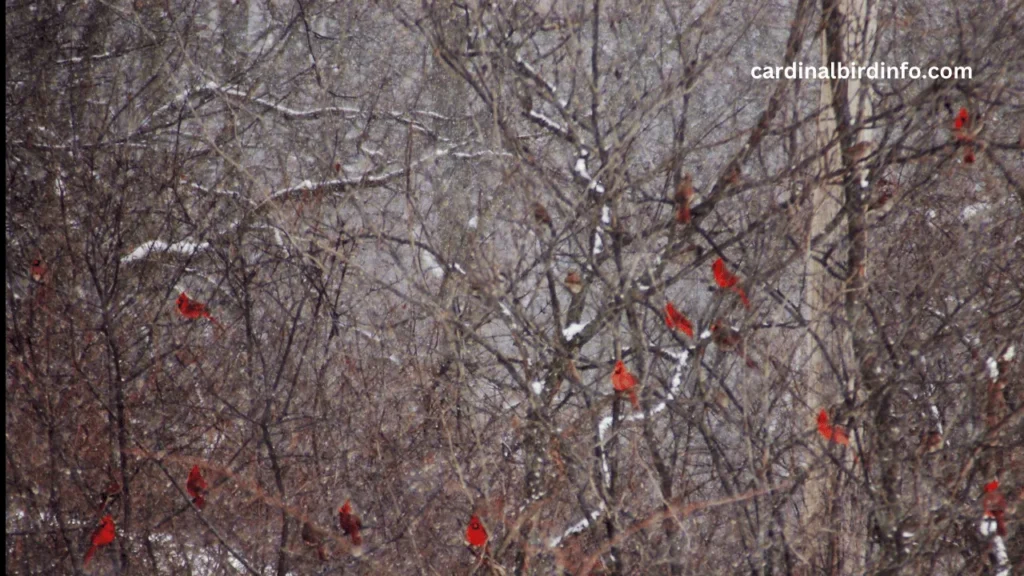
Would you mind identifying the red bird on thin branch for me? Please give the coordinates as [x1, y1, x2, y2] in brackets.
[186, 465, 208, 509]
[611, 360, 639, 409]
[664, 302, 694, 337]
[176, 292, 221, 327]
[83, 515, 115, 567]
[465, 515, 488, 547]
[30, 258, 47, 282]
[338, 500, 363, 548]
[816, 409, 850, 446]
[982, 480, 1007, 537]
[712, 258, 750, 308]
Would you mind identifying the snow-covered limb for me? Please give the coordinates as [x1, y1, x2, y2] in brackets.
[548, 508, 603, 548]
[122, 240, 210, 263]
[986, 357, 999, 380]
[527, 110, 569, 139]
[563, 322, 588, 341]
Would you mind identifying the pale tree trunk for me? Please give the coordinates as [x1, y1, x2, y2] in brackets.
[803, 0, 877, 571]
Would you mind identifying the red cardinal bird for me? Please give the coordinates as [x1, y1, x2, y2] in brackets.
[338, 500, 363, 547]
[982, 480, 1007, 537]
[176, 292, 221, 327]
[664, 302, 694, 337]
[186, 465, 208, 509]
[712, 258, 750, 308]
[954, 107, 970, 139]
[30, 258, 47, 282]
[953, 107, 977, 163]
[816, 409, 850, 446]
[611, 360, 639, 409]
[954, 107, 968, 130]
[465, 515, 488, 547]
[83, 515, 115, 567]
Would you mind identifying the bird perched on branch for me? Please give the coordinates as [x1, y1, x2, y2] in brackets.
[465, 514, 488, 547]
[982, 480, 1007, 537]
[302, 521, 329, 561]
[664, 302, 694, 337]
[176, 292, 221, 327]
[531, 201, 554, 229]
[710, 321, 758, 369]
[673, 173, 694, 224]
[611, 360, 639, 408]
[338, 500, 363, 552]
[712, 258, 751, 308]
[186, 465, 208, 509]
[83, 515, 115, 567]
[564, 271, 583, 295]
[816, 409, 850, 446]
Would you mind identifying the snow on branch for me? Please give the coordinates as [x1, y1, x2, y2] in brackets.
[122, 240, 210, 263]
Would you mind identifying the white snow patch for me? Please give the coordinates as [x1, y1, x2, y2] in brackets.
[601, 205, 611, 225]
[1001, 346, 1015, 361]
[531, 381, 545, 395]
[122, 240, 210, 262]
[563, 322, 587, 341]
[548, 509, 602, 547]
[574, 158, 592, 181]
[468, 215, 478, 229]
[986, 357, 999, 380]
[593, 232, 603, 255]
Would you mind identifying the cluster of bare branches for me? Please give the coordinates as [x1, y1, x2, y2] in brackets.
[6, 0, 1022, 574]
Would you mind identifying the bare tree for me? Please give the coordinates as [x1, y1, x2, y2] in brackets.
[6, 0, 1022, 575]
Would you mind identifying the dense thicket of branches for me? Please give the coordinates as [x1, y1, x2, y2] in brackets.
[6, 1, 1023, 574]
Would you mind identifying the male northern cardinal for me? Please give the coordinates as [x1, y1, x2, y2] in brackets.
[465, 514, 488, 547]
[30, 258, 47, 282]
[954, 107, 970, 138]
[338, 500, 362, 547]
[83, 515, 115, 567]
[186, 465, 208, 509]
[816, 409, 850, 446]
[611, 360, 639, 409]
[175, 292, 221, 327]
[674, 173, 693, 224]
[953, 107, 977, 164]
[982, 480, 1007, 537]
[664, 302, 694, 337]
[712, 258, 750, 308]
[565, 271, 583, 295]
[302, 521, 328, 561]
